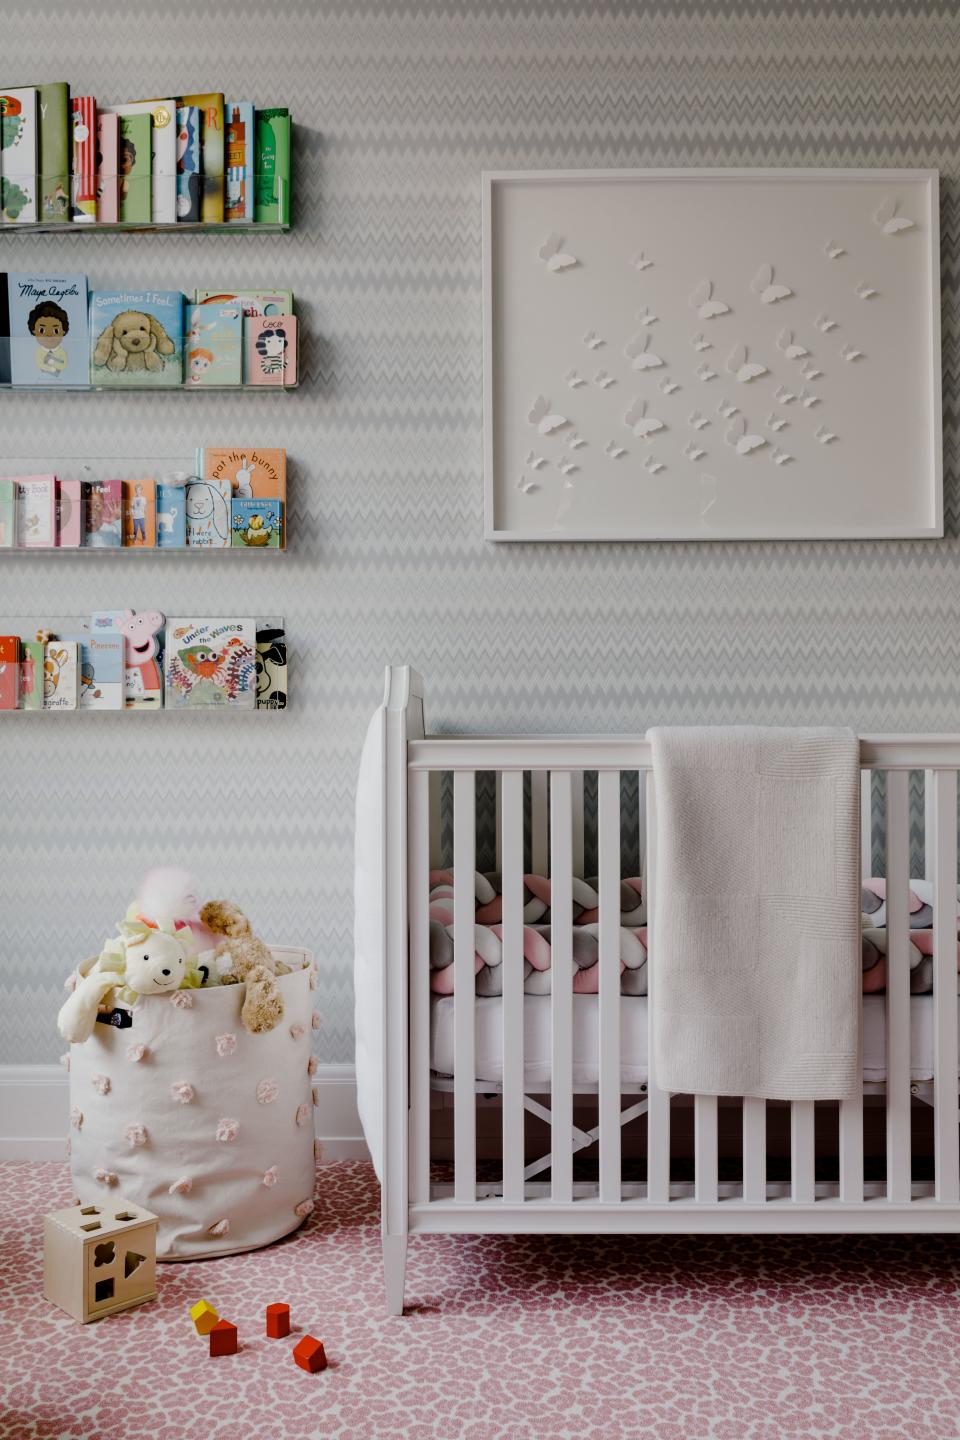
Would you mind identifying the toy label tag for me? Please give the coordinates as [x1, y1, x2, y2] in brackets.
[96, 1007, 133, 1029]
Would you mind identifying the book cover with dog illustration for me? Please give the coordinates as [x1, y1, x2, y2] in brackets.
[164, 617, 257, 709]
[8, 273, 89, 386]
[90, 290, 183, 386]
[1, 88, 38, 223]
[256, 618, 286, 710]
[156, 480, 186, 547]
[116, 112, 151, 223]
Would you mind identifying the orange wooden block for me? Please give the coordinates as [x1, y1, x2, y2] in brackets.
[293, 1334, 327, 1373]
[266, 1302, 291, 1338]
[209, 1318, 238, 1356]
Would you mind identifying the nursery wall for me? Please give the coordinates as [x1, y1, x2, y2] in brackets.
[2, 2, 959, 1081]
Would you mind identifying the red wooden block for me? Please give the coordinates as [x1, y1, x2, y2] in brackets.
[209, 1319, 238, 1357]
[293, 1334, 327, 1373]
[266, 1302, 290, 1338]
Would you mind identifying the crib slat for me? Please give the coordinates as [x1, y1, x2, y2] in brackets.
[742, 1098, 766, 1203]
[572, 771, 585, 879]
[694, 1095, 718, 1205]
[408, 769, 432, 1205]
[931, 768, 959, 1203]
[860, 769, 873, 881]
[531, 770, 549, 874]
[791, 1101, 816, 1204]
[885, 769, 912, 1205]
[841, 765, 869, 1204]
[645, 774, 671, 1204]
[597, 769, 621, 1203]
[429, 769, 443, 868]
[550, 771, 574, 1204]
[453, 770, 476, 1204]
[494, 772, 503, 874]
[501, 769, 525, 1204]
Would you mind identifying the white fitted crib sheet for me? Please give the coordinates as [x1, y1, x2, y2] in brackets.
[430, 994, 956, 1088]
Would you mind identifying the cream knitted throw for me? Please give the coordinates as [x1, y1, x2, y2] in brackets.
[648, 726, 860, 1100]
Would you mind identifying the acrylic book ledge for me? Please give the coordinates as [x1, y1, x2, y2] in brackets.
[0, 177, 291, 234]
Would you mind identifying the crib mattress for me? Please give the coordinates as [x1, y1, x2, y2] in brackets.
[430, 994, 956, 1087]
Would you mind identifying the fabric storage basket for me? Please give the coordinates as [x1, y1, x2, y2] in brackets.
[68, 948, 318, 1259]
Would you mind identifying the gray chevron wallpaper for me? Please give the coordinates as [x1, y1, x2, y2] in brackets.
[1, 1, 958, 1066]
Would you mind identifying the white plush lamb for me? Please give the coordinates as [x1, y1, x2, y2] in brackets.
[58, 921, 199, 1045]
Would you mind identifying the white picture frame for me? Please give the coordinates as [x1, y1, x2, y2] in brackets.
[482, 168, 942, 542]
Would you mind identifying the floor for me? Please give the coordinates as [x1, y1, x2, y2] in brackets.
[2, 1161, 960, 1440]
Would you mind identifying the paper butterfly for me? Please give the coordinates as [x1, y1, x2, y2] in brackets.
[659, 376, 680, 395]
[624, 397, 665, 439]
[564, 369, 585, 388]
[726, 343, 768, 383]
[824, 240, 846, 259]
[770, 446, 792, 465]
[517, 477, 539, 493]
[815, 424, 837, 444]
[643, 454, 665, 474]
[637, 305, 658, 326]
[841, 343, 864, 362]
[716, 397, 739, 418]
[689, 279, 731, 319]
[595, 370, 616, 389]
[816, 313, 838, 333]
[696, 360, 718, 382]
[855, 281, 878, 300]
[583, 330, 604, 349]
[525, 450, 547, 470]
[633, 250, 653, 270]
[528, 395, 567, 434]
[726, 415, 767, 454]
[683, 441, 706, 461]
[766, 413, 788, 432]
[605, 441, 627, 459]
[558, 458, 578, 474]
[802, 363, 823, 381]
[538, 233, 578, 271]
[751, 263, 793, 304]
[625, 333, 665, 370]
[774, 385, 797, 404]
[688, 410, 710, 430]
[799, 390, 820, 408]
[874, 197, 916, 236]
[691, 333, 712, 352]
[777, 328, 808, 360]
[566, 432, 586, 449]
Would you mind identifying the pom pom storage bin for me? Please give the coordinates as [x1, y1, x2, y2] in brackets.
[68, 948, 317, 1259]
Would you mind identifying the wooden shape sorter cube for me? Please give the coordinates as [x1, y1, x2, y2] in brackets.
[43, 1200, 158, 1323]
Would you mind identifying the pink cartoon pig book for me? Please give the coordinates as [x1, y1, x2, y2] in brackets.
[91, 608, 164, 709]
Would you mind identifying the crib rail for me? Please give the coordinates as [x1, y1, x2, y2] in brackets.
[386, 677, 960, 1253]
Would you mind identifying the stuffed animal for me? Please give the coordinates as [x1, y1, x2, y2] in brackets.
[58, 920, 200, 1044]
[200, 900, 289, 1034]
[93, 309, 175, 373]
[135, 867, 220, 954]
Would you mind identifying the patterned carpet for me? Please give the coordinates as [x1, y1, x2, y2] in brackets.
[2, 1160, 960, 1440]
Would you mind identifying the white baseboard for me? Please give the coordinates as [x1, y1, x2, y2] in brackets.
[0, 1062, 369, 1163]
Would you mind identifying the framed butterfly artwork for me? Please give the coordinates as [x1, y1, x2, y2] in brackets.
[482, 169, 941, 540]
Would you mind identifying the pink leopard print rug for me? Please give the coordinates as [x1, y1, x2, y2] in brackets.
[2, 1159, 960, 1440]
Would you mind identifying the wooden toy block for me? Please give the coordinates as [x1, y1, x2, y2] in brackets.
[43, 1200, 158, 1324]
[293, 1335, 327, 1373]
[209, 1319, 238, 1357]
[266, 1302, 290, 1338]
[190, 1298, 220, 1335]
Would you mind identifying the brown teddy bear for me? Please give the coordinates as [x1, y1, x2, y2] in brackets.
[93, 309, 176, 373]
[200, 900, 290, 1034]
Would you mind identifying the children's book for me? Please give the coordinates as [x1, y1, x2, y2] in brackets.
[256, 619, 286, 710]
[0, 479, 14, 547]
[43, 641, 80, 710]
[175, 104, 200, 222]
[225, 101, 254, 223]
[36, 82, 70, 223]
[103, 99, 176, 224]
[90, 290, 183, 386]
[17, 476, 56, 547]
[7, 273, 89, 385]
[247, 314, 297, 386]
[202, 447, 286, 545]
[185, 302, 242, 386]
[195, 288, 292, 316]
[186, 477, 231, 547]
[60, 627, 124, 710]
[0, 270, 9, 384]
[91, 609, 164, 710]
[1, 88, 38, 223]
[254, 108, 290, 226]
[57, 478, 82, 547]
[180, 93, 224, 222]
[0, 637, 20, 710]
[164, 617, 257, 709]
[95, 111, 118, 223]
[70, 96, 96, 223]
[19, 638, 43, 710]
[232, 496, 281, 547]
[156, 479, 186, 547]
[83, 479, 122, 547]
[122, 478, 156, 547]
[116, 112, 151, 223]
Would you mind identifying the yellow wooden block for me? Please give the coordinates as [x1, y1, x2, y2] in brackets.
[190, 1299, 219, 1335]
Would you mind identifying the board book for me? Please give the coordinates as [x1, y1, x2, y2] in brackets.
[57, 478, 83, 547]
[117, 111, 151, 223]
[43, 641, 79, 710]
[19, 639, 43, 710]
[232, 496, 281, 547]
[256, 619, 287, 710]
[0, 636, 19, 710]
[90, 290, 183, 386]
[156, 480, 186, 547]
[83, 479, 122, 547]
[180, 93, 224, 222]
[17, 476, 56, 547]
[186, 477, 231, 547]
[254, 108, 290, 225]
[186, 301, 241, 386]
[70, 96, 96, 222]
[1, 87, 38, 223]
[37, 82, 70, 223]
[122, 479, 156, 547]
[96, 112, 119, 223]
[225, 101, 254, 222]
[247, 314, 297, 386]
[164, 617, 257, 709]
[176, 104, 201, 222]
[7, 272, 89, 386]
[60, 627, 124, 710]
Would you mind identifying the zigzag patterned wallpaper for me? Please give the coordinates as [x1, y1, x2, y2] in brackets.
[2, 2, 958, 1066]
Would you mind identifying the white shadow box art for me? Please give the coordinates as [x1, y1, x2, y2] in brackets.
[483, 170, 942, 540]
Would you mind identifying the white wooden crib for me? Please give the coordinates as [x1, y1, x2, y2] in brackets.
[354, 667, 960, 1315]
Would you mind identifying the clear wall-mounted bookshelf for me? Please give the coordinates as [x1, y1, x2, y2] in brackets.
[0, 174, 290, 234]
[0, 458, 288, 555]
